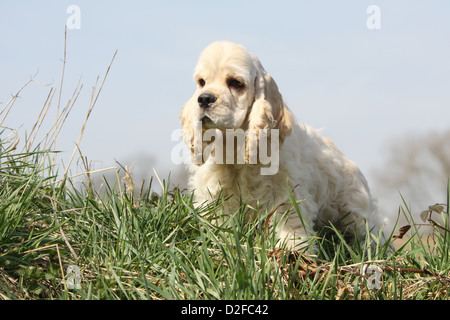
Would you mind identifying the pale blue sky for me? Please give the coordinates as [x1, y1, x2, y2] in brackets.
[1, 1, 450, 219]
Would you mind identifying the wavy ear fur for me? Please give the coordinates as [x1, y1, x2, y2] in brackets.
[180, 97, 195, 151]
[180, 97, 206, 165]
[245, 64, 294, 164]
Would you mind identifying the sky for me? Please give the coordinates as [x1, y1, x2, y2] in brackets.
[1, 1, 450, 225]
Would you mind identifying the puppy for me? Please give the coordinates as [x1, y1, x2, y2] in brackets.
[180, 41, 383, 250]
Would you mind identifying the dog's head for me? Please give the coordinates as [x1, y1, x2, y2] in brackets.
[180, 41, 294, 164]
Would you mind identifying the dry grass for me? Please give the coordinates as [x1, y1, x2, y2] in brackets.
[1, 30, 449, 300]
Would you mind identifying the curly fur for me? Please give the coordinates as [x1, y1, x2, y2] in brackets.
[180, 41, 384, 250]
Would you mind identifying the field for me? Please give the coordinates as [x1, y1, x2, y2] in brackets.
[1, 50, 449, 301]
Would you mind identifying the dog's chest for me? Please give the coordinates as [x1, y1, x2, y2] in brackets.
[207, 164, 289, 209]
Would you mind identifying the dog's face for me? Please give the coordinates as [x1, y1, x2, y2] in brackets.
[190, 41, 256, 130]
[180, 41, 295, 163]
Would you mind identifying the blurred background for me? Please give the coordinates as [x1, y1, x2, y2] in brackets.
[1, 1, 449, 233]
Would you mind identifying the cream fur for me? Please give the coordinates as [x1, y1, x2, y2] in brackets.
[180, 41, 384, 250]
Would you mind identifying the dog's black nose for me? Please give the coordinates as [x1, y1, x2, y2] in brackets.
[198, 93, 217, 109]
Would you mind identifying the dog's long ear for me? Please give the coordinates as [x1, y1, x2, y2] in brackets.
[180, 97, 204, 165]
[261, 71, 295, 142]
[245, 63, 294, 163]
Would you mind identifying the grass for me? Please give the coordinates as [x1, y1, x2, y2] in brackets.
[1, 127, 449, 301]
[1, 37, 449, 300]
[0, 145, 449, 300]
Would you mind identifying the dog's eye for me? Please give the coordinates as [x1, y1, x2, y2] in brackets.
[198, 79, 206, 87]
[227, 78, 245, 90]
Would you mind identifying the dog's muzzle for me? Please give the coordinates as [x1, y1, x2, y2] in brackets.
[198, 93, 217, 109]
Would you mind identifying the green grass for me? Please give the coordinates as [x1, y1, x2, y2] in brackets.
[1, 41, 449, 300]
[0, 137, 449, 299]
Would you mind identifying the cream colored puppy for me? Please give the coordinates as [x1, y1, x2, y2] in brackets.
[180, 41, 383, 250]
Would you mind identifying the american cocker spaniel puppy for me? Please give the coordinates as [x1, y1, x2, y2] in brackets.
[180, 41, 383, 251]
